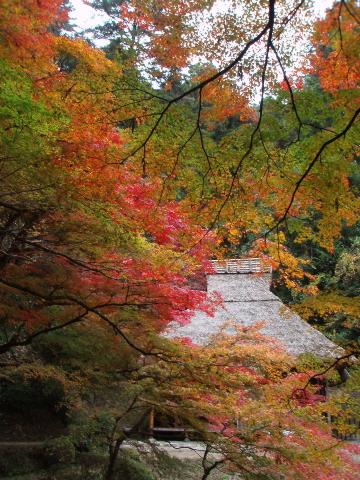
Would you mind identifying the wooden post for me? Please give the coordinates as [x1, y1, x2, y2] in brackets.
[149, 407, 155, 436]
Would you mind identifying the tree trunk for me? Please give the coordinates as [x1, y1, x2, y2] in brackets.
[105, 434, 125, 480]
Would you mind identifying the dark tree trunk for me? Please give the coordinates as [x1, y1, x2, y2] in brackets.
[105, 434, 125, 480]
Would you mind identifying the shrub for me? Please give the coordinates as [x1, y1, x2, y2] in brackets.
[69, 411, 114, 452]
[0, 366, 67, 412]
[114, 454, 156, 480]
[43, 436, 75, 465]
[0, 446, 41, 476]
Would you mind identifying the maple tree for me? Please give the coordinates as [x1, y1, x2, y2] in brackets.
[100, 325, 359, 479]
[0, 0, 220, 355]
[0, 0, 359, 479]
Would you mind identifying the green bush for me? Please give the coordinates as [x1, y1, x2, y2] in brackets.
[43, 436, 75, 465]
[114, 454, 156, 480]
[0, 447, 41, 476]
[77, 451, 155, 480]
[0, 366, 66, 412]
[69, 411, 114, 452]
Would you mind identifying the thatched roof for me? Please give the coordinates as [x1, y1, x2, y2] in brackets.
[168, 259, 343, 358]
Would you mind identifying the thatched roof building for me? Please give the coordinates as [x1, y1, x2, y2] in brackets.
[169, 258, 342, 358]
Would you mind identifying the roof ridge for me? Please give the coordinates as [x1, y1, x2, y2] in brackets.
[211, 258, 272, 274]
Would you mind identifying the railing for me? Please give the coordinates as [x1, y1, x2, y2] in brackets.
[210, 258, 272, 274]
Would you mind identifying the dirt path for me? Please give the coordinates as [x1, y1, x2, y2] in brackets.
[0, 441, 43, 448]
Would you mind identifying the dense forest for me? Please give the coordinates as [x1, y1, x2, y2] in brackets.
[0, 0, 359, 479]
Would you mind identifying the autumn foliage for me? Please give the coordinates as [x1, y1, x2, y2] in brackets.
[311, 0, 360, 97]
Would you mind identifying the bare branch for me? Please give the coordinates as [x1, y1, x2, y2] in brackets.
[114, 0, 276, 166]
[267, 107, 360, 234]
